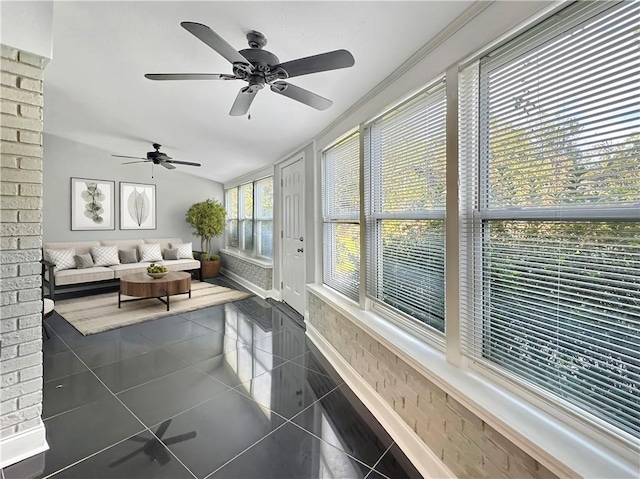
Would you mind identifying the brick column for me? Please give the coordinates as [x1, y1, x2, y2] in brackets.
[0, 44, 47, 466]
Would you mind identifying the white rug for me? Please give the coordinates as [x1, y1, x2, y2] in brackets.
[55, 281, 252, 335]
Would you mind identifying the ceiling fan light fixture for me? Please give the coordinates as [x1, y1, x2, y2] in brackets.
[145, 22, 355, 116]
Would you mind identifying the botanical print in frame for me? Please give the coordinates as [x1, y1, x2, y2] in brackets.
[120, 182, 156, 230]
[71, 178, 115, 231]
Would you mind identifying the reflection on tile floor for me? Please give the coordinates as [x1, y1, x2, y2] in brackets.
[2, 279, 422, 479]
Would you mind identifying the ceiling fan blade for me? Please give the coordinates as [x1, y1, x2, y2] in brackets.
[165, 160, 202, 167]
[121, 161, 149, 165]
[276, 50, 354, 79]
[270, 81, 332, 110]
[181, 22, 250, 66]
[160, 162, 176, 170]
[145, 73, 236, 81]
[229, 88, 257, 116]
[112, 155, 146, 160]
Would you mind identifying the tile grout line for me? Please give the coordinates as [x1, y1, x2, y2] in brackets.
[364, 441, 396, 479]
[201, 383, 343, 479]
[41, 428, 148, 479]
[45, 310, 357, 478]
[43, 328, 200, 479]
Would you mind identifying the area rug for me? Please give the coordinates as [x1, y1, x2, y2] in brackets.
[55, 282, 252, 335]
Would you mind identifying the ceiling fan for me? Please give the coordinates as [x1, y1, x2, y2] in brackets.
[113, 143, 201, 170]
[145, 22, 355, 116]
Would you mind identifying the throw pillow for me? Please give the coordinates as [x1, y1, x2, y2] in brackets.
[162, 248, 179, 260]
[169, 242, 194, 259]
[46, 248, 76, 271]
[119, 249, 138, 264]
[138, 243, 162, 262]
[74, 253, 94, 269]
[90, 245, 120, 266]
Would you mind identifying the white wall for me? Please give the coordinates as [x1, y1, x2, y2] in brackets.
[0, 1, 53, 61]
[43, 134, 224, 251]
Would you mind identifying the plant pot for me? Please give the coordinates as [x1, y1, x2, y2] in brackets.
[200, 259, 221, 280]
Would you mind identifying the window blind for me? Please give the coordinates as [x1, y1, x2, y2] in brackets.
[460, 0, 640, 438]
[239, 183, 254, 251]
[255, 177, 274, 259]
[322, 131, 360, 300]
[365, 80, 447, 332]
[226, 188, 239, 248]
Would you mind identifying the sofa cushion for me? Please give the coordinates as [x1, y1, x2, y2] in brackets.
[109, 262, 152, 279]
[90, 245, 120, 266]
[159, 259, 200, 272]
[54, 267, 114, 286]
[75, 253, 94, 269]
[47, 248, 76, 271]
[118, 249, 138, 264]
[138, 243, 162, 262]
[163, 248, 179, 260]
[170, 242, 194, 259]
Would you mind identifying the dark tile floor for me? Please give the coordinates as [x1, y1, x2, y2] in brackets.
[3, 280, 422, 479]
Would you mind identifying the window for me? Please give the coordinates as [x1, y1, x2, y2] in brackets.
[240, 183, 254, 252]
[460, 0, 640, 438]
[322, 131, 360, 300]
[225, 176, 274, 259]
[255, 177, 274, 258]
[365, 80, 447, 332]
[226, 188, 239, 248]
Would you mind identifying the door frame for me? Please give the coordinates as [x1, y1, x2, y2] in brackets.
[275, 151, 306, 311]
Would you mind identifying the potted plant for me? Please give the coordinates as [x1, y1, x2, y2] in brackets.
[185, 198, 226, 279]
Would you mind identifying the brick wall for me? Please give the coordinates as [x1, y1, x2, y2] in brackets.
[308, 292, 559, 479]
[0, 45, 44, 440]
[220, 251, 273, 291]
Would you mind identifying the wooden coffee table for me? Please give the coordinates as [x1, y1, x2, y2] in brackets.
[119, 271, 191, 311]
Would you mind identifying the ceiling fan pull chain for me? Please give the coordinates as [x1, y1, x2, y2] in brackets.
[248, 110, 251, 120]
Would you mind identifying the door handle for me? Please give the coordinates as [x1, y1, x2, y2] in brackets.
[297, 248, 304, 253]
[299, 236, 304, 242]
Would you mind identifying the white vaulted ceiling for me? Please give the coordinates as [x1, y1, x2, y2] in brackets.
[44, 1, 474, 182]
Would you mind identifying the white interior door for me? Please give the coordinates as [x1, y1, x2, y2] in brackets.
[281, 158, 305, 314]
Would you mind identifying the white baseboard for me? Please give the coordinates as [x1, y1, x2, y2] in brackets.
[221, 269, 279, 300]
[0, 420, 49, 469]
[306, 322, 456, 479]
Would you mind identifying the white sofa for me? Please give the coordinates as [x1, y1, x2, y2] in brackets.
[42, 237, 200, 300]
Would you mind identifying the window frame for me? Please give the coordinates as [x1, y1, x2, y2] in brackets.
[225, 175, 274, 260]
[459, 0, 640, 445]
[315, 0, 638, 451]
[363, 77, 448, 338]
[321, 130, 361, 301]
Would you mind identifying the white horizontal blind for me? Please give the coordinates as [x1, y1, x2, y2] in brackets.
[460, 0, 640, 439]
[322, 132, 360, 300]
[365, 81, 447, 332]
[239, 183, 254, 252]
[255, 177, 274, 259]
[226, 188, 239, 248]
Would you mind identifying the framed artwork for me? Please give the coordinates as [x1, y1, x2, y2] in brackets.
[71, 178, 115, 231]
[120, 182, 156, 230]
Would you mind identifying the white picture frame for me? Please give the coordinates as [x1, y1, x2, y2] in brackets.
[119, 182, 157, 230]
[71, 177, 115, 231]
